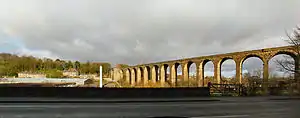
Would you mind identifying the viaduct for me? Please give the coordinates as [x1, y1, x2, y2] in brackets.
[113, 45, 299, 89]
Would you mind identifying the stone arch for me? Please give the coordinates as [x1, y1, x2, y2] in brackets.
[152, 65, 160, 82]
[145, 66, 151, 81]
[125, 68, 131, 84]
[187, 61, 196, 74]
[163, 64, 170, 80]
[241, 54, 264, 64]
[162, 64, 171, 86]
[187, 61, 197, 86]
[174, 62, 182, 86]
[203, 59, 213, 65]
[220, 57, 234, 65]
[241, 55, 264, 87]
[219, 57, 236, 84]
[131, 68, 137, 85]
[202, 59, 214, 86]
[269, 51, 297, 80]
[136, 67, 144, 85]
[271, 50, 297, 60]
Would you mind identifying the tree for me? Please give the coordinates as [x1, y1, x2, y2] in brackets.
[100, 63, 111, 75]
[276, 26, 299, 75]
[65, 61, 73, 70]
[118, 64, 129, 68]
[54, 59, 64, 71]
[79, 61, 90, 74]
[276, 26, 300, 94]
[45, 69, 63, 78]
[253, 69, 263, 79]
[74, 61, 80, 71]
[0, 53, 113, 79]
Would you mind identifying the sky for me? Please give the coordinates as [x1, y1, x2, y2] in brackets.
[0, 0, 300, 77]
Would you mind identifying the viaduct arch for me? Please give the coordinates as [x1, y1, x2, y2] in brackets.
[116, 45, 299, 89]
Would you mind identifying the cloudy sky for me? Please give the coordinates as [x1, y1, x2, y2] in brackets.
[0, 0, 299, 76]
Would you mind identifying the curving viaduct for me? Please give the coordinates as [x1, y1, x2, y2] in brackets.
[115, 45, 299, 89]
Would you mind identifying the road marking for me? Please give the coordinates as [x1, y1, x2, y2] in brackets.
[191, 115, 249, 118]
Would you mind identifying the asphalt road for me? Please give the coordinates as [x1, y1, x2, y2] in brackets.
[0, 97, 299, 118]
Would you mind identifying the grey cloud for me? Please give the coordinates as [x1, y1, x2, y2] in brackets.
[0, 0, 300, 68]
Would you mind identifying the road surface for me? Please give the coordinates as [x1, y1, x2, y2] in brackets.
[0, 97, 299, 118]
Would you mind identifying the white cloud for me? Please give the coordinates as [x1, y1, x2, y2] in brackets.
[73, 38, 94, 50]
[0, 0, 299, 69]
[15, 47, 59, 59]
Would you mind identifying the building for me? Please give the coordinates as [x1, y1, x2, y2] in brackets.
[63, 68, 79, 77]
[79, 74, 98, 79]
[0, 78, 89, 87]
[18, 72, 46, 78]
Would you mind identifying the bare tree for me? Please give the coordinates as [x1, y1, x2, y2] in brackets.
[276, 26, 300, 74]
[253, 69, 263, 79]
[276, 26, 300, 94]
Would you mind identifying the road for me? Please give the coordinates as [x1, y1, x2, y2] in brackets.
[0, 97, 299, 118]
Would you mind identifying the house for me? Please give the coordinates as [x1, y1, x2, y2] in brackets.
[79, 74, 98, 79]
[63, 68, 79, 77]
[0, 78, 88, 87]
[18, 72, 46, 78]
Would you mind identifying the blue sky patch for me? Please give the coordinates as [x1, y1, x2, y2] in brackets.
[0, 31, 24, 53]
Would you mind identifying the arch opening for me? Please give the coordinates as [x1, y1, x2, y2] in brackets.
[220, 59, 236, 84]
[242, 57, 263, 87]
[133, 68, 137, 84]
[273, 51, 297, 60]
[188, 61, 197, 87]
[174, 63, 182, 87]
[203, 60, 214, 86]
[269, 54, 295, 88]
[164, 64, 171, 87]
[145, 66, 151, 81]
[138, 67, 144, 85]
[154, 65, 160, 82]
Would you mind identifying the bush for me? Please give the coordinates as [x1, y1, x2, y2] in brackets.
[279, 90, 290, 96]
[117, 79, 131, 87]
[45, 69, 63, 78]
[255, 90, 264, 96]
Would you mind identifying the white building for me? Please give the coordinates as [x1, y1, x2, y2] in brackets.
[18, 72, 46, 78]
[0, 78, 88, 87]
[63, 68, 79, 77]
[79, 74, 97, 79]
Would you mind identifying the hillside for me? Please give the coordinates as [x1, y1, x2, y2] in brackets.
[0, 53, 111, 78]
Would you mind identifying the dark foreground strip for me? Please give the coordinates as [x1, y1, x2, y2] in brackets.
[0, 87, 210, 98]
[0, 99, 220, 103]
[269, 97, 300, 100]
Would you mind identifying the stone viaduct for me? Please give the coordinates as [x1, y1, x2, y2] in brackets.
[114, 45, 298, 88]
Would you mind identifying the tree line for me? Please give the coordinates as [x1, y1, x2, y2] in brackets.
[0, 53, 111, 78]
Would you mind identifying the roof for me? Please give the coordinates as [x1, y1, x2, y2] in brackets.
[64, 68, 78, 72]
[18, 72, 45, 75]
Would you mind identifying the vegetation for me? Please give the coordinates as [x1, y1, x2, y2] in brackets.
[118, 64, 130, 69]
[0, 53, 111, 78]
[277, 26, 300, 74]
[118, 79, 131, 87]
[44, 69, 63, 78]
[276, 26, 300, 95]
